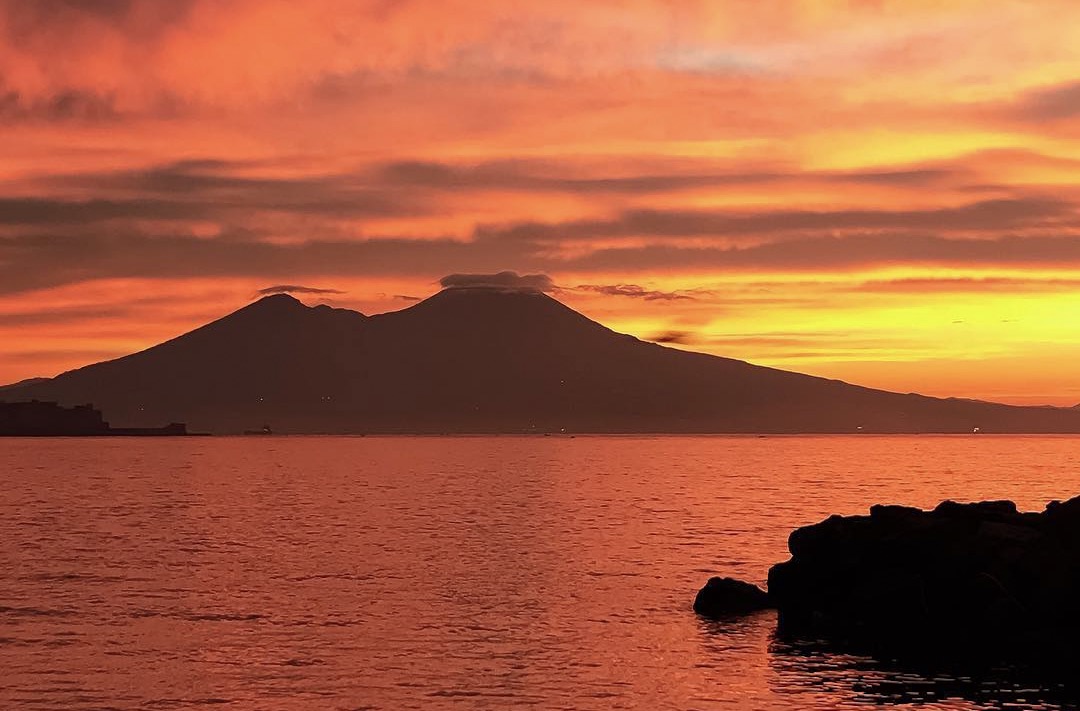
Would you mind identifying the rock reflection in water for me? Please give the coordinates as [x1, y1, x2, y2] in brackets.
[768, 637, 1075, 710]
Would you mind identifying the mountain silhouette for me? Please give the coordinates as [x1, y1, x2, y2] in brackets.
[0, 377, 49, 393]
[7, 287, 1080, 434]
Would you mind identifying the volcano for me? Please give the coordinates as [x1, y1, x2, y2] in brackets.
[7, 288, 1080, 434]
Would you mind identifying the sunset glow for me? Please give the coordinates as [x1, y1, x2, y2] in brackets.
[4, 1, 1080, 404]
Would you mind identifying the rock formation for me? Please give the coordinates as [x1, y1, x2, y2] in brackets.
[697, 495, 1080, 661]
[693, 577, 771, 617]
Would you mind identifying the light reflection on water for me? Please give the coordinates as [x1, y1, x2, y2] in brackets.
[2, 435, 1080, 710]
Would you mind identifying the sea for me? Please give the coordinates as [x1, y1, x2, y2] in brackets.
[3, 435, 1080, 710]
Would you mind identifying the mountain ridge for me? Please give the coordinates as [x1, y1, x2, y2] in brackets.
[6, 288, 1080, 434]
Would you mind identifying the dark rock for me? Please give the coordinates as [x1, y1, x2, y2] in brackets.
[693, 576, 772, 617]
[934, 499, 1019, 521]
[700, 494, 1080, 662]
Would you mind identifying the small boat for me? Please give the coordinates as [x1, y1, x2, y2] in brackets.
[243, 425, 274, 435]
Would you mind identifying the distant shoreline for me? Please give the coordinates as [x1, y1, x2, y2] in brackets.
[0, 432, 210, 438]
[8, 425, 1080, 436]
[0, 401, 199, 437]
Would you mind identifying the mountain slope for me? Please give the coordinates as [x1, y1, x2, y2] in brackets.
[0, 377, 49, 393]
[8, 288, 1080, 433]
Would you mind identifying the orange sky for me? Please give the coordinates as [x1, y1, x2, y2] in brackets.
[3, 0, 1080, 404]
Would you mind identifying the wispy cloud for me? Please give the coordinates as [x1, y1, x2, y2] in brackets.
[256, 284, 345, 297]
[649, 330, 696, 344]
[572, 284, 698, 301]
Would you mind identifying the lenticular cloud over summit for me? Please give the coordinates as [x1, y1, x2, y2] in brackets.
[438, 272, 556, 293]
[256, 285, 345, 297]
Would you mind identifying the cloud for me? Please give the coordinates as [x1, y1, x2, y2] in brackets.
[6, 157, 1055, 281]
[0, 0, 715, 117]
[649, 330, 696, 344]
[1006, 80, 1080, 122]
[14, 229, 1080, 297]
[480, 197, 1074, 243]
[39, 157, 959, 225]
[0, 88, 120, 123]
[0, 230, 527, 295]
[573, 284, 697, 300]
[1, 0, 195, 35]
[0, 349, 121, 364]
[566, 233, 1080, 272]
[4, 0, 1060, 142]
[852, 276, 1080, 294]
[0, 197, 206, 225]
[10, 162, 413, 225]
[0, 304, 135, 327]
[439, 271, 555, 292]
[376, 160, 956, 195]
[0, 141, 1079, 300]
[256, 284, 345, 297]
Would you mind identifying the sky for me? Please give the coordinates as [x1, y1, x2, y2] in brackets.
[3, 0, 1080, 404]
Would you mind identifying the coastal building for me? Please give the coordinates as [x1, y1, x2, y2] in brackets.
[0, 400, 188, 436]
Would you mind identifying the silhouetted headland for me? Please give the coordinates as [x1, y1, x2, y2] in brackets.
[0, 400, 192, 436]
[696, 495, 1080, 665]
[8, 285, 1080, 433]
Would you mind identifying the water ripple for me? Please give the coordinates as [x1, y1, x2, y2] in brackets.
[3, 435, 1080, 709]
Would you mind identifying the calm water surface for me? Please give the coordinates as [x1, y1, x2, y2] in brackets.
[3, 435, 1080, 710]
